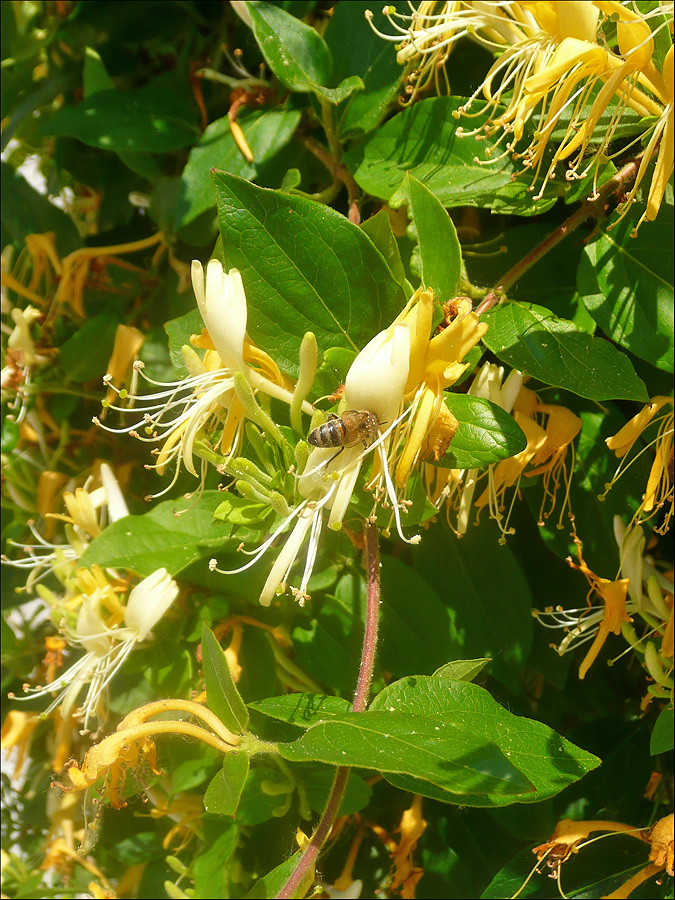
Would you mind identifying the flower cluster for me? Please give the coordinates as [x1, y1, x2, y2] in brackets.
[369, 1, 674, 229]
[535, 517, 673, 693]
[425, 362, 581, 538]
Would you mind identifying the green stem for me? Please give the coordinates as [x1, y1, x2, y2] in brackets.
[276, 522, 381, 899]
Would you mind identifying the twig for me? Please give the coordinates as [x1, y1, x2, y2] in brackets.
[475, 158, 641, 316]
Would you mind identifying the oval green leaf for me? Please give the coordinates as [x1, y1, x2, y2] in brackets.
[482, 301, 649, 401]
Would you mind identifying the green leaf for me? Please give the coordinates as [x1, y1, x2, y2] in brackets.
[303, 768, 372, 816]
[245, 851, 306, 900]
[369, 676, 600, 806]
[323, 1, 404, 135]
[279, 709, 534, 802]
[248, 693, 350, 727]
[78, 492, 235, 576]
[247, 2, 363, 103]
[348, 98, 520, 209]
[415, 516, 534, 688]
[201, 625, 249, 734]
[203, 751, 250, 816]
[360, 208, 407, 288]
[402, 173, 462, 302]
[40, 75, 199, 152]
[236, 767, 291, 826]
[174, 109, 301, 231]
[212, 171, 405, 375]
[58, 312, 119, 382]
[434, 394, 527, 469]
[247, 1, 331, 89]
[433, 659, 492, 681]
[192, 823, 238, 900]
[380, 555, 459, 677]
[578, 200, 674, 372]
[482, 302, 649, 401]
[293, 573, 368, 693]
[1, 161, 81, 256]
[650, 706, 674, 755]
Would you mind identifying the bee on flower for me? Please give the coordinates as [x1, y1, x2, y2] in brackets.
[210, 288, 488, 606]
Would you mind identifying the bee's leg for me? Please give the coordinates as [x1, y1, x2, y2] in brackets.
[326, 446, 345, 466]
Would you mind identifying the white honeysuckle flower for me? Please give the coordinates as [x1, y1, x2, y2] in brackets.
[211, 320, 415, 606]
[16, 568, 179, 731]
[123, 567, 180, 641]
[97, 259, 312, 494]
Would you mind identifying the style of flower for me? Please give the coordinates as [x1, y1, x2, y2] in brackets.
[96, 259, 312, 496]
[605, 395, 674, 534]
[16, 568, 179, 732]
[369, 1, 674, 229]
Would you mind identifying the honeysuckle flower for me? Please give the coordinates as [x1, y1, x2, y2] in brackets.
[58, 698, 238, 850]
[370, 1, 673, 227]
[96, 259, 312, 496]
[211, 319, 413, 606]
[422, 362, 523, 535]
[16, 568, 179, 731]
[3, 463, 129, 592]
[394, 293, 488, 489]
[535, 518, 673, 687]
[1, 303, 49, 423]
[605, 395, 674, 533]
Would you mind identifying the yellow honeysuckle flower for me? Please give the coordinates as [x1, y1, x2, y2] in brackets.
[534, 518, 673, 689]
[370, 1, 674, 228]
[395, 293, 488, 488]
[605, 395, 674, 532]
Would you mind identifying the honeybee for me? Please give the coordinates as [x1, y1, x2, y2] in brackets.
[308, 409, 379, 453]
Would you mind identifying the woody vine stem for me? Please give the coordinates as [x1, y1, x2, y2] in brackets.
[276, 522, 381, 899]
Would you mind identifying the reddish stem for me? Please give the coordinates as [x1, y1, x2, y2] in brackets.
[276, 522, 380, 899]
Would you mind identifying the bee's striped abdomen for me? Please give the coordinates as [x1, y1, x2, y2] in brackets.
[308, 416, 347, 448]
